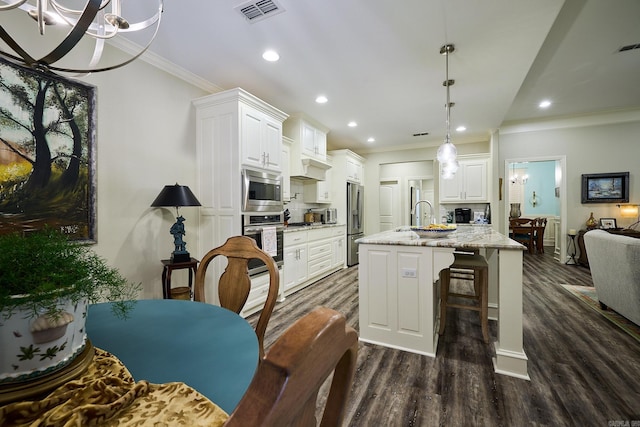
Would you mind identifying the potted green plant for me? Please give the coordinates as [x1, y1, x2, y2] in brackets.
[0, 228, 139, 385]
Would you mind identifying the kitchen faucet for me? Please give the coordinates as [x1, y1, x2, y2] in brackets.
[411, 200, 434, 226]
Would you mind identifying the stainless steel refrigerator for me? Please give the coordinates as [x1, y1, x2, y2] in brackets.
[347, 182, 364, 266]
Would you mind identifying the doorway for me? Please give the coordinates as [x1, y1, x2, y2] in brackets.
[408, 178, 435, 225]
[379, 161, 435, 231]
[505, 156, 567, 263]
[379, 180, 400, 231]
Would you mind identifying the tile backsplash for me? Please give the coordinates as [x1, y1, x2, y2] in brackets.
[285, 178, 327, 222]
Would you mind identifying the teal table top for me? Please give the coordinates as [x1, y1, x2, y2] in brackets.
[86, 299, 258, 414]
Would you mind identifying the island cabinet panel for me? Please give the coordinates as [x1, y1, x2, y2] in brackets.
[397, 251, 422, 334]
[367, 250, 391, 328]
[358, 244, 454, 357]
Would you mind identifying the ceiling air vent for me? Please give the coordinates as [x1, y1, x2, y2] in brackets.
[618, 43, 640, 53]
[236, 0, 284, 23]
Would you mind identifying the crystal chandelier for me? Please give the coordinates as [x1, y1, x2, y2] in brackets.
[0, 0, 163, 74]
[437, 44, 458, 180]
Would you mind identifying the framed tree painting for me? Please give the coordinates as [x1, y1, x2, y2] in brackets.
[0, 58, 97, 241]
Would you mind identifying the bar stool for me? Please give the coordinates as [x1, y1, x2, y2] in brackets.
[439, 251, 489, 343]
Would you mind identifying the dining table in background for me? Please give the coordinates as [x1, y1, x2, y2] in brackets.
[86, 299, 258, 414]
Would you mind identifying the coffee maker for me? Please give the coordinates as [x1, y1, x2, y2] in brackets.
[454, 208, 471, 224]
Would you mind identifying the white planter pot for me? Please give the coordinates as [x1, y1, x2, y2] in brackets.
[0, 297, 88, 384]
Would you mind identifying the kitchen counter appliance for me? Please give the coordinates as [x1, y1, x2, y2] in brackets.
[455, 208, 471, 224]
[323, 208, 337, 224]
[241, 169, 283, 213]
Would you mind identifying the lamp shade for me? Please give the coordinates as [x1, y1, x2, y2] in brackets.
[151, 184, 201, 208]
[619, 204, 639, 218]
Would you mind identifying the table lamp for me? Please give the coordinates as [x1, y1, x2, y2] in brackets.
[151, 184, 201, 263]
[618, 204, 639, 230]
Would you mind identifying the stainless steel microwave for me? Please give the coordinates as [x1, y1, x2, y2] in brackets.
[242, 169, 283, 213]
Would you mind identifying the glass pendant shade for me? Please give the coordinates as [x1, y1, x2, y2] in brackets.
[441, 159, 459, 180]
[437, 139, 457, 164]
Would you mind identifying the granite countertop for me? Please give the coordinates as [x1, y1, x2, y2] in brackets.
[355, 224, 525, 250]
[283, 223, 346, 232]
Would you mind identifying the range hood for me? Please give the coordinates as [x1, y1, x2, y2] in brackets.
[290, 156, 332, 180]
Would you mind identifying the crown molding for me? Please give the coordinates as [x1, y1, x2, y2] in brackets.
[500, 108, 640, 135]
[108, 38, 222, 93]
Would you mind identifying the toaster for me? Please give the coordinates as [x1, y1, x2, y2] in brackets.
[324, 208, 337, 224]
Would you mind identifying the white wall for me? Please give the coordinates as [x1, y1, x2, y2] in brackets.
[499, 113, 640, 234]
[0, 22, 212, 299]
[81, 48, 209, 298]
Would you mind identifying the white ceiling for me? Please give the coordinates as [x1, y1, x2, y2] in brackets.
[4, 0, 640, 153]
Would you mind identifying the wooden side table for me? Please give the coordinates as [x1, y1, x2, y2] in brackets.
[576, 229, 590, 267]
[161, 258, 198, 299]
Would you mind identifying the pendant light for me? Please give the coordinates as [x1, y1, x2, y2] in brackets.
[437, 44, 458, 179]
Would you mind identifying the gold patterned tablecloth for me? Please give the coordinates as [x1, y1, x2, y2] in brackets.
[0, 348, 229, 427]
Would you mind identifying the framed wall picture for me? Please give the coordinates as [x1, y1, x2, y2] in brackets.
[599, 218, 617, 229]
[0, 58, 97, 241]
[581, 172, 629, 204]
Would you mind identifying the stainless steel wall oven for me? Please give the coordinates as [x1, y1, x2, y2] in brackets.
[242, 213, 284, 276]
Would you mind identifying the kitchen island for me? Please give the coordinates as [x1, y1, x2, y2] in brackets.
[356, 225, 529, 380]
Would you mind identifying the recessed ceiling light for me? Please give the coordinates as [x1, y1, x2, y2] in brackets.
[315, 95, 328, 104]
[367, 137, 375, 143]
[539, 99, 552, 109]
[262, 50, 279, 62]
[348, 121, 357, 127]
[456, 126, 466, 132]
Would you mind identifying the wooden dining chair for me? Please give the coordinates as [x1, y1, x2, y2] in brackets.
[224, 307, 359, 427]
[533, 217, 548, 253]
[509, 218, 535, 254]
[194, 235, 279, 358]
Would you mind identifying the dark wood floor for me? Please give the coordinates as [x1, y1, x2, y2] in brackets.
[251, 248, 640, 426]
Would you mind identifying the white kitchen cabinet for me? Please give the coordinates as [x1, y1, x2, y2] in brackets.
[328, 149, 366, 225]
[193, 88, 287, 305]
[282, 225, 346, 297]
[283, 230, 308, 294]
[307, 227, 341, 279]
[240, 104, 282, 172]
[331, 226, 347, 268]
[241, 267, 284, 318]
[346, 156, 363, 183]
[439, 157, 489, 203]
[282, 136, 292, 201]
[303, 156, 333, 203]
[283, 113, 331, 180]
[300, 119, 327, 160]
